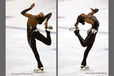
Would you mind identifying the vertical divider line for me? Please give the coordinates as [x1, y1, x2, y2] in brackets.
[0, 0, 5, 76]
[56, 0, 58, 76]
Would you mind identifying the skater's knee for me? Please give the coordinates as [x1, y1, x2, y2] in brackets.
[81, 43, 87, 47]
[45, 40, 51, 45]
[41, 39, 51, 46]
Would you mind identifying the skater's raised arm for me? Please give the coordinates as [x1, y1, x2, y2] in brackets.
[87, 8, 99, 16]
[21, 3, 35, 18]
[44, 13, 52, 27]
[45, 13, 52, 21]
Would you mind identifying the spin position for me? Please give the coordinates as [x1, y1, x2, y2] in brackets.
[21, 3, 52, 71]
[74, 8, 99, 69]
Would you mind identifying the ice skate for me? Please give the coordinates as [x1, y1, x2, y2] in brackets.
[80, 65, 89, 70]
[33, 67, 44, 73]
[45, 26, 53, 31]
[69, 27, 79, 31]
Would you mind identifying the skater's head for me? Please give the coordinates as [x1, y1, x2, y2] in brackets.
[37, 17, 45, 24]
[36, 12, 45, 24]
[78, 15, 85, 25]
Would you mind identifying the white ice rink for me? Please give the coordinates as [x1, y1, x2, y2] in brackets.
[6, 0, 56, 76]
[58, 0, 108, 76]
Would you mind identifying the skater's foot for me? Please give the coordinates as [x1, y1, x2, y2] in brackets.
[37, 63, 43, 69]
[91, 8, 99, 13]
[39, 67, 44, 71]
[80, 65, 89, 70]
[33, 67, 44, 72]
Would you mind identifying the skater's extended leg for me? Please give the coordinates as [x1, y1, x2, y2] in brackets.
[32, 30, 51, 45]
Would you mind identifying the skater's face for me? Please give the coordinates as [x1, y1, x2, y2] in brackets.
[38, 17, 45, 24]
[37, 16, 45, 24]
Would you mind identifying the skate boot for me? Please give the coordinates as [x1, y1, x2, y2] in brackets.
[80, 65, 89, 70]
[69, 27, 79, 31]
[33, 63, 44, 72]
[33, 67, 44, 72]
[45, 26, 53, 31]
[91, 8, 99, 13]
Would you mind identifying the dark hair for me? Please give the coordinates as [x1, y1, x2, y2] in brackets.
[37, 16, 45, 24]
[78, 15, 85, 25]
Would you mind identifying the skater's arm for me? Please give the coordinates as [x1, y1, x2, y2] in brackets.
[44, 13, 52, 27]
[74, 21, 78, 28]
[74, 15, 80, 28]
[45, 13, 52, 21]
[21, 3, 35, 18]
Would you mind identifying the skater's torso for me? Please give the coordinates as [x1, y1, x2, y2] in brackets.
[81, 14, 99, 30]
[24, 12, 45, 28]
[27, 16, 38, 35]
[87, 16, 99, 35]
[27, 15, 38, 27]
[27, 15, 45, 27]
[88, 15, 99, 30]
[26, 13, 46, 40]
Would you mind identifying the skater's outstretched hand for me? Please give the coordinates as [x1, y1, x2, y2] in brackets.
[30, 3, 35, 9]
[74, 23, 78, 28]
[74, 27, 80, 36]
[90, 8, 99, 13]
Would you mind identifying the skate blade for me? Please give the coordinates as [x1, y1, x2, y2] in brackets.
[33, 67, 44, 73]
[39, 67, 44, 71]
[46, 27, 53, 31]
[69, 27, 78, 31]
[33, 68, 39, 73]
[80, 65, 89, 70]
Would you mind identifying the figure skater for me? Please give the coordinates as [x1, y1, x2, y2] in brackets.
[21, 3, 52, 71]
[74, 8, 99, 69]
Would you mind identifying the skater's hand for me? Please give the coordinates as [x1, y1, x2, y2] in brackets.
[93, 8, 99, 13]
[90, 8, 99, 13]
[74, 23, 78, 28]
[30, 3, 35, 9]
[74, 27, 80, 35]
[44, 21, 48, 28]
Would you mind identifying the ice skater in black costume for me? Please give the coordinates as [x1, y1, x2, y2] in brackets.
[74, 8, 99, 69]
[21, 3, 52, 71]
